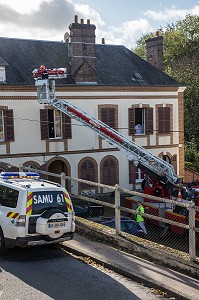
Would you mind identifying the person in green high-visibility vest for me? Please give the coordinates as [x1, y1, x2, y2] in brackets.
[135, 201, 147, 235]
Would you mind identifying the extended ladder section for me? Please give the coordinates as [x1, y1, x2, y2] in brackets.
[34, 76, 179, 185]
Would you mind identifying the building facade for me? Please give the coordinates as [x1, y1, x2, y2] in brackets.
[0, 16, 186, 193]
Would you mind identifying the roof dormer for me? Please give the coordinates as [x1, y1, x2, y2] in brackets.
[0, 56, 9, 83]
[0, 67, 6, 82]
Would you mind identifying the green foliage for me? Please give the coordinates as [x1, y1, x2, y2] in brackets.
[185, 140, 199, 171]
[134, 14, 199, 170]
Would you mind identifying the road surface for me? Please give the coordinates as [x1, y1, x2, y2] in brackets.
[0, 245, 163, 300]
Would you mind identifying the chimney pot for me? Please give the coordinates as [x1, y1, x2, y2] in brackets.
[87, 19, 90, 24]
[81, 19, 84, 24]
[102, 38, 105, 44]
[75, 15, 78, 23]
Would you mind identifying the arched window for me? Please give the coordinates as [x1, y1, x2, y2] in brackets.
[162, 155, 171, 164]
[80, 159, 96, 188]
[102, 157, 118, 186]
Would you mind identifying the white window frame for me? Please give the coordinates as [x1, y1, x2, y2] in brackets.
[0, 67, 6, 82]
[135, 168, 144, 183]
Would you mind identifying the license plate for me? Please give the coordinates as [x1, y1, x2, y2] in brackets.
[48, 222, 66, 228]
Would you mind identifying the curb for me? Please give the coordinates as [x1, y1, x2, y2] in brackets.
[61, 242, 190, 300]
[75, 218, 199, 279]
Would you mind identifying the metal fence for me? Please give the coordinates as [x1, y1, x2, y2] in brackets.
[21, 166, 199, 262]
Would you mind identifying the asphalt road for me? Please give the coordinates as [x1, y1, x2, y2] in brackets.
[0, 245, 162, 300]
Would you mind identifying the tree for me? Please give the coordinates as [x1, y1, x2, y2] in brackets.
[134, 14, 199, 168]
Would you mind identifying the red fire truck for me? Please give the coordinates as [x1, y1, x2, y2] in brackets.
[33, 67, 199, 242]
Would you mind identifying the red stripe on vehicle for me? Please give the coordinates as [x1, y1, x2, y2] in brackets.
[27, 192, 33, 201]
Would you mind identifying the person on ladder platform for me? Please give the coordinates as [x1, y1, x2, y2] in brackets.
[40, 65, 48, 79]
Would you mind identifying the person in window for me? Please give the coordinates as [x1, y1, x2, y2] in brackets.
[40, 65, 48, 79]
[135, 123, 143, 134]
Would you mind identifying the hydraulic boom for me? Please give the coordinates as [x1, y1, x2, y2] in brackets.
[33, 70, 179, 190]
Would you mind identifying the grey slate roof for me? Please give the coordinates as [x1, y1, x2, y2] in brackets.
[0, 37, 181, 86]
[0, 56, 8, 66]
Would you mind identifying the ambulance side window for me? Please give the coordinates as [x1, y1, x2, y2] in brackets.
[0, 185, 6, 205]
[2, 187, 19, 208]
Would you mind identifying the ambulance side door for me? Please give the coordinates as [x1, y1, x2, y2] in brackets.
[0, 185, 20, 239]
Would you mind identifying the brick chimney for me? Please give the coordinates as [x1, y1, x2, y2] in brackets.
[69, 15, 96, 83]
[145, 32, 164, 71]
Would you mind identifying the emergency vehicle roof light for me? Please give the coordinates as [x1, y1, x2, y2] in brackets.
[0, 172, 40, 179]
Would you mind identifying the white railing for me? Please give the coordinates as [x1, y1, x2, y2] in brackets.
[16, 165, 199, 261]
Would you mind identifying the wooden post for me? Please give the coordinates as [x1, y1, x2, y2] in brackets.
[189, 201, 196, 261]
[115, 184, 121, 235]
[61, 172, 66, 188]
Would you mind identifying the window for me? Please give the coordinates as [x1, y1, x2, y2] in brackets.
[102, 157, 118, 186]
[0, 67, 5, 82]
[101, 108, 116, 129]
[40, 109, 72, 140]
[48, 109, 62, 139]
[129, 162, 144, 184]
[0, 186, 19, 208]
[79, 159, 96, 188]
[158, 107, 170, 134]
[0, 109, 14, 142]
[129, 107, 153, 135]
[162, 155, 171, 164]
[31, 191, 67, 215]
[135, 108, 145, 134]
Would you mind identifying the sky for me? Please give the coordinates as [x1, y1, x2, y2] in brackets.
[0, 0, 198, 49]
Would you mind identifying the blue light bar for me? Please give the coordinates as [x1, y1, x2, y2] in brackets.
[0, 172, 40, 179]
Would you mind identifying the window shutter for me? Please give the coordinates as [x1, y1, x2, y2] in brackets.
[80, 160, 95, 188]
[4, 109, 14, 141]
[62, 113, 72, 139]
[129, 161, 137, 184]
[146, 107, 153, 134]
[101, 108, 115, 129]
[164, 107, 170, 133]
[40, 109, 49, 140]
[102, 158, 117, 185]
[128, 108, 135, 135]
[158, 107, 170, 134]
[158, 108, 164, 133]
[171, 154, 177, 174]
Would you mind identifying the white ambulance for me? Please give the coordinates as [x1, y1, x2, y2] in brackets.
[0, 172, 75, 254]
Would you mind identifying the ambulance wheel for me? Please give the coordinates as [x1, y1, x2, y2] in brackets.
[0, 228, 8, 255]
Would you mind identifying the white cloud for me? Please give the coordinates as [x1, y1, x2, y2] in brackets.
[144, 5, 199, 21]
[0, 0, 43, 13]
[96, 19, 152, 49]
[74, 3, 105, 27]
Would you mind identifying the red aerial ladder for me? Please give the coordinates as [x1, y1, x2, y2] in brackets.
[33, 68, 179, 198]
[33, 69, 199, 243]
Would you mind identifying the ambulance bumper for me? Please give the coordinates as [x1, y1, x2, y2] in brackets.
[5, 232, 74, 248]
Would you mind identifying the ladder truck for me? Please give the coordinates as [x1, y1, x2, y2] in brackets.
[33, 67, 179, 199]
[33, 69, 199, 242]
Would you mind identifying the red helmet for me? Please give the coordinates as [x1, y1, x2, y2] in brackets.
[40, 65, 46, 70]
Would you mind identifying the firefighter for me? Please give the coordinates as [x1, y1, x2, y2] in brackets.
[135, 201, 147, 235]
[40, 65, 48, 79]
